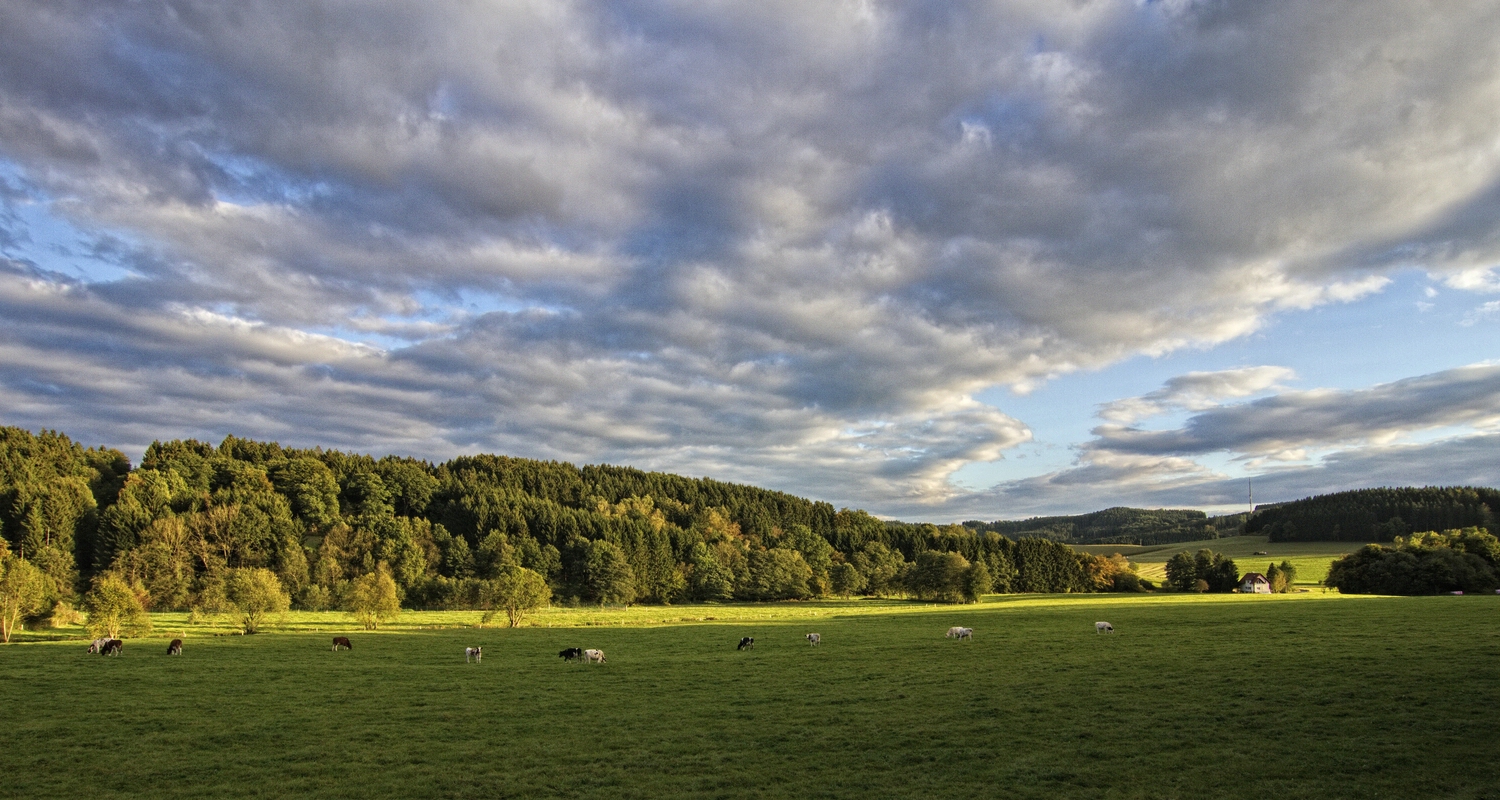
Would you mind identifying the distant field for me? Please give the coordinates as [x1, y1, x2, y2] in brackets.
[5, 594, 1500, 799]
[1073, 535, 1371, 585]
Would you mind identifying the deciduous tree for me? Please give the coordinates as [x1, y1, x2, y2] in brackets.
[348, 564, 402, 629]
[0, 556, 48, 642]
[225, 567, 290, 634]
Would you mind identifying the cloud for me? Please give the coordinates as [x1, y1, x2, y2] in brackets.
[1093, 364, 1500, 458]
[0, 1, 1499, 514]
[1098, 365, 1295, 423]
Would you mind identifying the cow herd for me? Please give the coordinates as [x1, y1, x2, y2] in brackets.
[85, 622, 1119, 662]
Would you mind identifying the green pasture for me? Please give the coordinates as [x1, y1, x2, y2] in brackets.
[1073, 535, 1371, 585]
[4, 593, 1499, 799]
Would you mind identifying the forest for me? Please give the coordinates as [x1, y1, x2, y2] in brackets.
[965, 507, 1250, 545]
[1244, 487, 1500, 542]
[0, 427, 1130, 620]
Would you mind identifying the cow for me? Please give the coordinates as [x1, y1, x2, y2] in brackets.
[737, 636, 754, 651]
[465, 646, 482, 663]
[88, 638, 111, 654]
[583, 648, 606, 664]
[805, 633, 820, 646]
[1095, 621, 1114, 634]
[101, 639, 123, 656]
[167, 639, 183, 656]
[559, 647, 583, 661]
[332, 636, 353, 651]
[945, 626, 972, 639]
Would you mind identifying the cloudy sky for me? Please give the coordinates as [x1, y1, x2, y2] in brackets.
[1, 0, 1497, 520]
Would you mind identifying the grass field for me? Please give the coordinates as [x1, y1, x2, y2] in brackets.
[4, 593, 1499, 799]
[1072, 535, 1371, 585]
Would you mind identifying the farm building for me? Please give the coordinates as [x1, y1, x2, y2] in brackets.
[1240, 573, 1271, 593]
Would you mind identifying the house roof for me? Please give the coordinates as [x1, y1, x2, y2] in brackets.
[1241, 573, 1268, 583]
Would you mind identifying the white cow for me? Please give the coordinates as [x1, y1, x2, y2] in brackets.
[87, 638, 111, 654]
[806, 633, 820, 646]
[583, 648, 606, 664]
[1095, 621, 1114, 633]
[465, 646, 483, 663]
[946, 626, 973, 640]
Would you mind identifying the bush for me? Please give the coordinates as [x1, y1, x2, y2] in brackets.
[1327, 529, 1499, 595]
[224, 568, 291, 634]
[46, 600, 83, 628]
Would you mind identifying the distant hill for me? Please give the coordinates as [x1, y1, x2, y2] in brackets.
[1244, 486, 1499, 542]
[965, 507, 1249, 546]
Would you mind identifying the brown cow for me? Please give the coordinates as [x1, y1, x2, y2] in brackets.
[101, 639, 123, 656]
[332, 636, 353, 651]
[167, 639, 183, 655]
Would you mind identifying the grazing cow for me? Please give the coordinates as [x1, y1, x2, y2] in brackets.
[559, 647, 583, 661]
[737, 636, 754, 651]
[167, 639, 183, 656]
[88, 638, 111, 654]
[806, 633, 820, 646]
[332, 636, 353, 651]
[583, 648, 606, 664]
[946, 626, 973, 639]
[101, 639, 123, 656]
[1095, 621, 1114, 633]
[465, 646, 482, 663]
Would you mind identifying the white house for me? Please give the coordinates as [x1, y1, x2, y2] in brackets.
[1240, 573, 1271, 593]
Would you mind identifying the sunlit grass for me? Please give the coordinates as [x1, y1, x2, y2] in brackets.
[1074, 535, 1371, 585]
[5, 593, 1498, 799]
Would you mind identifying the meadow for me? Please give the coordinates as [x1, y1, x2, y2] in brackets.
[1072, 535, 1370, 585]
[4, 593, 1499, 799]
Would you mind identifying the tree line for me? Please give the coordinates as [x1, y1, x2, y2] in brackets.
[1325, 528, 1500, 595]
[1245, 487, 1499, 542]
[0, 428, 1158, 634]
[966, 507, 1249, 546]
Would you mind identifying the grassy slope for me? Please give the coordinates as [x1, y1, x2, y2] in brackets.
[5, 595, 1500, 799]
[1072, 535, 1371, 585]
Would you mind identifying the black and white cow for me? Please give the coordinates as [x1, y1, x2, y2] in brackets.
[167, 639, 183, 655]
[805, 633, 820, 646]
[737, 636, 754, 651]
[465, 646, 483, 663]
[559, 647, 583, 661]
[101, 639, 123, 656]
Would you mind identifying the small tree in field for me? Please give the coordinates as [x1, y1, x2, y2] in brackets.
[348, 565, 401, 630]
[0, 556, 49, 643]
[84, 573, 152, 639]
[481, 565, 551, 628]
[225, 568, 291, 634]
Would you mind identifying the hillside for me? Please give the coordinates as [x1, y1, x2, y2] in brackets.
[1243, 486, 1499, 542]
[966, 507, 1250, 546]
[0, 427, 1096, 612]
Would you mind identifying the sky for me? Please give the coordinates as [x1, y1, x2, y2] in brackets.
[1, 0, 1497, 521]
